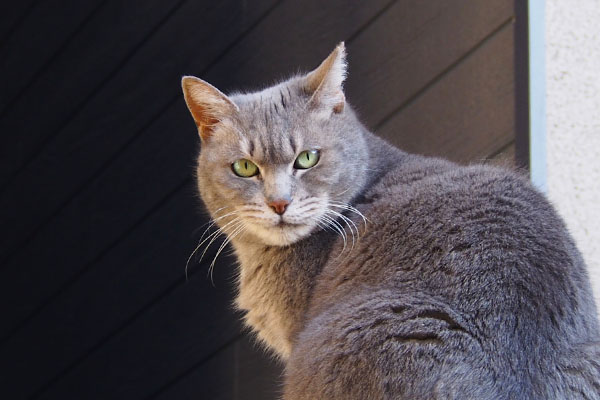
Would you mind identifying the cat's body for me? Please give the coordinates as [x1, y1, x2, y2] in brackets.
[182, 44, 600, 399]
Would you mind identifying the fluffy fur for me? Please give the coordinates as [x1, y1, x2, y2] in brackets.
[182, 43, 600, 399]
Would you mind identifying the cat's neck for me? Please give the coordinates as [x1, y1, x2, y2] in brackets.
[232, 229, 336, 359]
[363, 130, 407, 183]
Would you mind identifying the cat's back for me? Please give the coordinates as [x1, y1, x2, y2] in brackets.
[337, 156, 595, 321]
[317, 156, 595, 315]
[287, 157, 600, 399]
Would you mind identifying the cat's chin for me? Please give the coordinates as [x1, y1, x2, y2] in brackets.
[246, 223, 315, 247]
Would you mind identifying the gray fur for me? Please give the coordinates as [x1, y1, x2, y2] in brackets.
[182, 44, 600, 399]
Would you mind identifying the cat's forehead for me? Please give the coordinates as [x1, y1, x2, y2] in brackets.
[229, 82, 310, 163]
[232, 81, 305, 122]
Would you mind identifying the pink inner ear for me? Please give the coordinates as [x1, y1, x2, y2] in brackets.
[332, 92, 345, 114]
[198, 115, 220, 140]
[185, 99, 219, 139]
[182, 77, 237, 140]
[310, 88, 345, 115]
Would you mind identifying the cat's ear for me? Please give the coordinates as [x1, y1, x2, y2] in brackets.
[181, 76, 238, 140]
[305, 42, 347, 115]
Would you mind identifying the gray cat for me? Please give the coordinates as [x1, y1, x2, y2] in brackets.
[181, 43, 600, 399]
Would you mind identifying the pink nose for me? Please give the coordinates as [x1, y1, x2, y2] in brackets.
[268, 199, 290, 215]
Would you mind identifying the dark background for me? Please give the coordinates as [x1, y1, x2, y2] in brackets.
[0, 1, 528, 399]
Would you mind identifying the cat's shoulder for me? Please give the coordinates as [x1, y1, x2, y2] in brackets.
[362, 153, 546, 212]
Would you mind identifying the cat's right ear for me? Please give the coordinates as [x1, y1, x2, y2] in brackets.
[304, 42, 347, 116]
[181, 76, 238, 140]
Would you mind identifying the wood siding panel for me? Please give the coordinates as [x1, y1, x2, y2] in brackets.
[346, 0, 513, 129]
[0, 102, 193, 342]
[234, 336, 283, 400]
[153, 340, 238, 400]
[377, 22, 516, 163]
[188, 0, 394, 93]
[0, 0, 104, 112]
[36, 261, 240, 400]
[490, 142, 516, 167]
[0, 0, 187, 188]
[0, 188, 217, 397]
[0, 0, 37, 45]
[154, 335, 282, 400]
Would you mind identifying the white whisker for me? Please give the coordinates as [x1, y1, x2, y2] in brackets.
[197, 211, 242, 242]
[185, 212, 245, 280]
[327, 209, 357, 249]
[313, 217, 333, 234]
[208, 222, 246, 284]
[333, 187, 352, 197]
[314, 215, 349, 259]
[199, 218, 244, 264]
[321, 214, 347, 253]
[212, 205, 232, 215]
[191, 206, 231, 236]
[328, 201, 369, 226]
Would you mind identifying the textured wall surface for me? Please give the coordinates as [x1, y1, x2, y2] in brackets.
[546, 0, 600, 308]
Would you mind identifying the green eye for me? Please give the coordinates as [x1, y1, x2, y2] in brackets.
[232, 159, 259, 177]
[294, 149, 320, 169]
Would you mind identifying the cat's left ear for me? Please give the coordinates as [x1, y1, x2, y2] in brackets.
[304, 42, 347, 115]
[181, 76, 239, 140]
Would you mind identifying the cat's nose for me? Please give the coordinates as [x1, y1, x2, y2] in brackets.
[268, 199, 290, 215]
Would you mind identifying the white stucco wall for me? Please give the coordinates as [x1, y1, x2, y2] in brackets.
[546, 0, 600, 308]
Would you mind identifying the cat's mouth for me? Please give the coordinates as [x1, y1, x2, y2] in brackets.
[276, 218, 302, 227]
[243, 215, 317, 246]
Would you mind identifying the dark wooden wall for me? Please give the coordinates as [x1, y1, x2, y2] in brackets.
[0, 1, 525, 399]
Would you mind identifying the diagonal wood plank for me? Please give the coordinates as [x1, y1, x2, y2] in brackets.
[151, 337, 239, 400]
[0, 0, 187, 188]
[233, 335, 284, 400]
[34, 245, 241, 400]
[376, 21, 515, 163]
[0, 0, 37, 47]
[345, 0, 513, 132]
[0, 184, 228, 398]
[152, 334, 283, 400]
[489, 142, 516, 167]
[0, 0, 104, 112]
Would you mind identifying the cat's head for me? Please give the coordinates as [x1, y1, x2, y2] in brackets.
[181, 43, 368, 246]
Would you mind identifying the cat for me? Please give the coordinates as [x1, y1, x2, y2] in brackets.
[181, 43, 600, 399]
